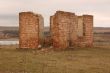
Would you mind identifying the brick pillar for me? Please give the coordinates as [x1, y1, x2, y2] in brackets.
[76, 16, 85, 47]
[69, 15, 78, 47]
[19, 12, 44, 49]
[83, 15, 93, 47]
[50, 11, 68, 49]
[51, 11, 77, 49]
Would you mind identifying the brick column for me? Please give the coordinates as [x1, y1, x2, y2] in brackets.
[83, 15, 93, 47]
[19, 12, 44, 49]
[51, 11, 77, 49]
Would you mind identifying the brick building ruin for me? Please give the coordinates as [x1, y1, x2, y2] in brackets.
[19, 11, 93, 50]
[51, 11, 93, 49]
[19, 12, 44, 49]
[50, 11, 78, 49]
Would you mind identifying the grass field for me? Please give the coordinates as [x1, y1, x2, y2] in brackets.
[0, 45, 110, 73]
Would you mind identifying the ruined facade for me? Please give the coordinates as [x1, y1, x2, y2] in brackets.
[19, 12, 44, 49]
[76, 15, 93, 47]
[19, 11, 93, 50]
[50, 11, 78, 49]
[50, 11, 93, 49]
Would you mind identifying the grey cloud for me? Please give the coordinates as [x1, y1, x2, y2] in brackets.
[0, 14, 17, 20]
[0, 0, 110, 27]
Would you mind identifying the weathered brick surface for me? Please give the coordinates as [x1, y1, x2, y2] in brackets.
[83, 15, 93, 47]
[77, 16, 84, 37]
[19, 12, 44, 49]
[19, 11, 93, 49]
[51, 11, 77, 49]
[50, 11, 93, 49]
[77, 15, 93, 47]
[69, 14, 78, 47]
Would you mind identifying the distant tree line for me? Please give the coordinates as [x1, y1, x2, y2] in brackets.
[2, 30, 19, 38]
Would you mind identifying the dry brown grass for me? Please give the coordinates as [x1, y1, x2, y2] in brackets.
[0, 46, 110, 73]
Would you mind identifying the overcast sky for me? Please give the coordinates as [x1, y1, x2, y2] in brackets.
[0, 0, 110, 27]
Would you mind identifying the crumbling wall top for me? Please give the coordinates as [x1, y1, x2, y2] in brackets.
[55, 11, 75, 16]
[83, 15, 93, 17]
[19, 11, 43, 17]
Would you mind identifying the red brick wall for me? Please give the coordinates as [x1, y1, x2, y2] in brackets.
[77, 15, 93, 47]
[69, 15, 78, 47]
[19, 12, 44, 49]
[51, 11, 68, 49]
[51, 11, 78, 49]
[83, 15, 93, 47]
[19, 11, 93, 49]
[51, 11, 93, 49]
